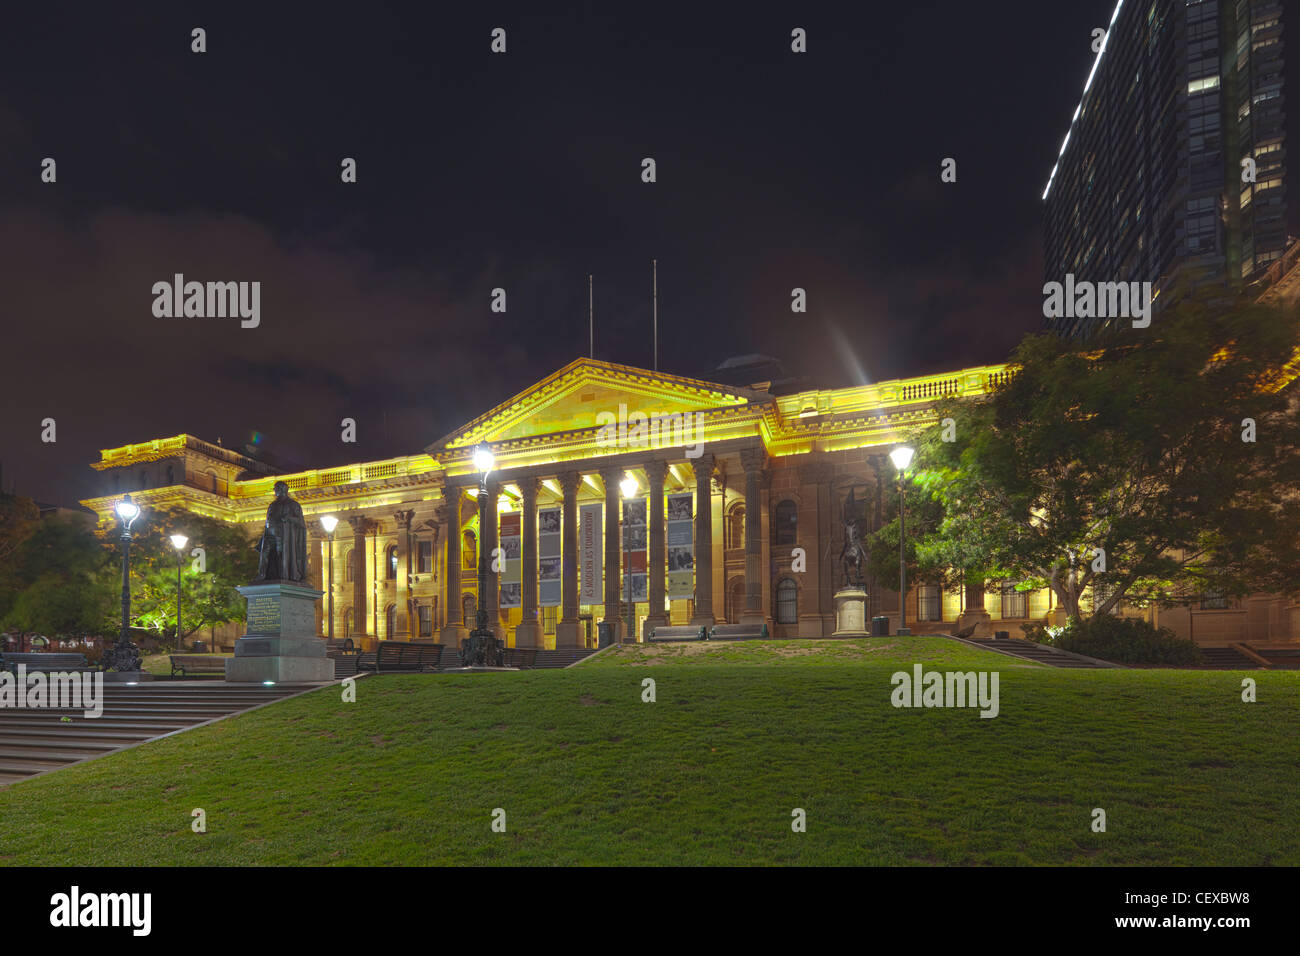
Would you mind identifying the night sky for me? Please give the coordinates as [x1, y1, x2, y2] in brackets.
[2, 2, 1296, 507]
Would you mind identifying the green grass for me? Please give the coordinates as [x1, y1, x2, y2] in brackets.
[0, 637, 1294, 866]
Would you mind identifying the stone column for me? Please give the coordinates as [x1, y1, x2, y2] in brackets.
[798, 463, 833, 637]
[393, 509, 415, 641]
[740, 446, 768, 629]
[644, 459, 668, 639]
[439, 491, 469, 646]
[482, 481, 501, 640]
[555, 472, 583, 647]
[309, 532, 325, 637]
[599, 466, 624, 640]
[690, 454, 717, 628]
[347, 516, 376, 644]
[515, 477, 542, 648]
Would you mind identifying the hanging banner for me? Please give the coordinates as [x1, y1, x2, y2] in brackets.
[622, 496, 648, 604]
[539, 506, 562, 607]
[666, 492, 694, 599]
[580, 502, 603, 604]
[499, 511, 522, 608]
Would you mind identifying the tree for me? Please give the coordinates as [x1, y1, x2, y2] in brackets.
[119, 506, 258, 642]
[1, 515, 115, 636]
[910, 293, 1300, 621]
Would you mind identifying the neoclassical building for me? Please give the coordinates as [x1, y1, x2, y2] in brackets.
[80, 356, 1297, 651]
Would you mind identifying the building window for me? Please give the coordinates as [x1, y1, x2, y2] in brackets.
[139, 471, 148, 489]
[543, 605, 558, 636]
[418, 604, 433, 637]
[343, 608, 353, 638]
[727, 504, 746, 550]
[462, 531, 477, 570]
[1201, 590, 1229, 610]
[776, 578, 798, 625]
[166, 465, 175, 485]
[385, 604, 396, 638]
[417, 540, 433, 574]
[463, 594, 476, 624]
[209, 470, 219, 494]
[773, 500, 797, 546]
[917, 585, 942, 623]
[386, 545, 398, 580]
[345, 549, 355, 583]
[1001, 584, 1027, 619]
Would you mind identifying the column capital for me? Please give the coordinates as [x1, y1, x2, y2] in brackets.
[347, 515, 378, 535]
[598, 463, 624, 485]
[393, 509, 415, 530]
[519, 476, 540, 503]
[739, 445, 768, 475]
[558, 471, 583, 496]
[690, 453, 716, 481]
[643, 459, 668, 484]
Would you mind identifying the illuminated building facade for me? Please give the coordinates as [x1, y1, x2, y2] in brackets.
[1043, 0, 1287, 337]
[81, 357, 1298, 651]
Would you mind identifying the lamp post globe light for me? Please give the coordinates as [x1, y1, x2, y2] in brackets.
[105, 495, 147, 677]
[620, 473, 639, 643]
[464, 444, 503, 667]
[889, 446, 915, 636]
[319, 515, 339, 643]
[170, 533, 188, 651]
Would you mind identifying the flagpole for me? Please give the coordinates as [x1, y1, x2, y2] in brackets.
[652, 259, 658, 371]
[589, 274, 594, 358]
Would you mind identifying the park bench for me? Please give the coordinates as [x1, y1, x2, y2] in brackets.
[502, 647, 538, 669]
[1, 652, 97, 673]
[357, 641, 444, 673]
[169, 655, 227, 677]
[709, 623, 769, 641]
[648, 625, 708, 642]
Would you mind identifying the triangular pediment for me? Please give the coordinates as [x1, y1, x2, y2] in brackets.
[428, 358, 768, 451]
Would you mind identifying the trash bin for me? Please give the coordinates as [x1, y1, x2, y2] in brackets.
[871, 616, 890, 637]
[597, 621, 614, 648]
[191, 639, 207, 653]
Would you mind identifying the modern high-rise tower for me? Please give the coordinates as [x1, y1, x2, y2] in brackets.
[1042, 0, 1286, 337]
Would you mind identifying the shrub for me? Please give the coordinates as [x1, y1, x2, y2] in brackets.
[1055, 615, 1203, 666]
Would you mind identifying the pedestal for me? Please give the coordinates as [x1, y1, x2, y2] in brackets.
[956, 608, 994, 640]
[226, 582, 335, 683]
[832, 588, 870, 637]
[514, 622, 541, 648]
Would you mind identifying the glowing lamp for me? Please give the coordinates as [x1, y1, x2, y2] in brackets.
[170, 533, 189, 550]
[889, 446, 915, 472]
[620, 474, 638, 499]
[473, 445, 495, 475]
[319, 514, 339, 535]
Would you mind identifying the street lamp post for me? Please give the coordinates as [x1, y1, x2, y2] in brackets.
[620, 474, 638, 643]
[464, 444, 502, 666]
[889, 446, 915, 636]
[319, 515, 339, 642]
[170, 533, 188, 651]
[106, 495, 144, 675]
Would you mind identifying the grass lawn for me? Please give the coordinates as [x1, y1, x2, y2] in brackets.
[0, 637, 1293, 866]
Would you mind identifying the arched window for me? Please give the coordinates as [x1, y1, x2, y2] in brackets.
[462, 530, 477, 569]
[776, 577, 798, 625]
[386, 545, 398, 580]
[774, 500, 797, 546]
[385, 604, 396, 638]
[345, 549, 355, 583]
[727, 504, 746, 550]
[343, 608, 353, 638]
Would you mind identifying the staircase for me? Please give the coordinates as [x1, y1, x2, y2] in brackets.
[1194, 646, 1258, 668]
[955, 635, 1120, 668]
[1255, 648, 1300, 669]
[0, 683, 301, 787]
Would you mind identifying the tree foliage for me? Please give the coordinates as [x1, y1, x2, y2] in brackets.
[906, 294, 1300, 621]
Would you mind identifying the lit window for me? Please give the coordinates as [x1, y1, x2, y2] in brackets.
[1188, 75, 1220, 95]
